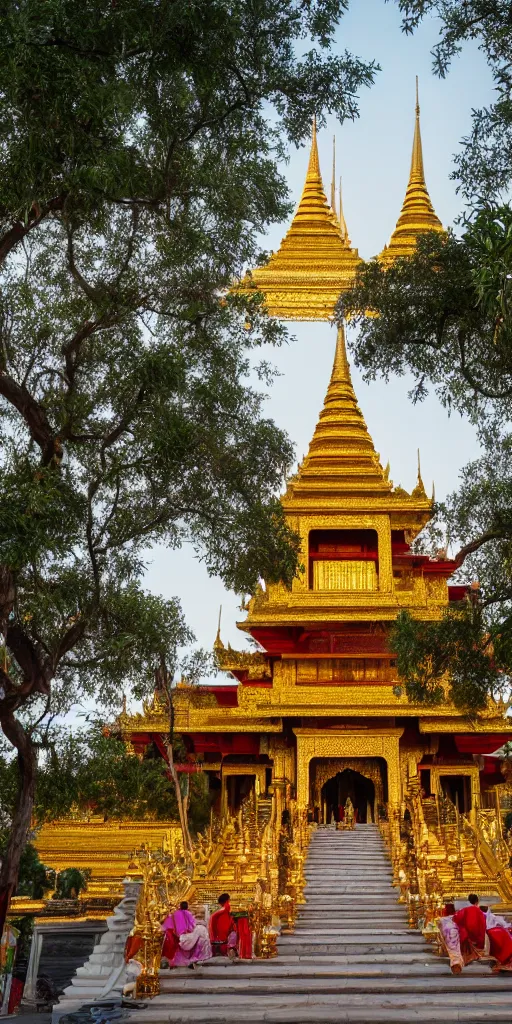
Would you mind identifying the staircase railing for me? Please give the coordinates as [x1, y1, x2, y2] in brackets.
[462, 809, 512, 904]
[131, 783, 308, 993]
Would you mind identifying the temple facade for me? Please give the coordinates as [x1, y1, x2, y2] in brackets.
[118, 92, 512, 906]
[20, 91, 512, 944]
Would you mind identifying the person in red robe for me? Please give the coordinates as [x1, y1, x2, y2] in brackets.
[485, 908, 512, 973]
[209, 893, 238, 959]
[452, 894, 488, 968]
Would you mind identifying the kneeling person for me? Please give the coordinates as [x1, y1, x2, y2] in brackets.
[209, 893, 238, 959]
[162, 900, 212, 969]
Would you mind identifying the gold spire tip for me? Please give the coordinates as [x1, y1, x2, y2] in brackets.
[214, 604, 223, 647]
[415, 75, 419, 116]
[331, 135, 336, 214]
[307, 116, 321, 179]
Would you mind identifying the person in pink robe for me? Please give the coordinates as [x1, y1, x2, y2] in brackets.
[162, 901, 212, 969]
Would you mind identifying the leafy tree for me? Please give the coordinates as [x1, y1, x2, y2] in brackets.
[0, 838, 53, 901]
[0, 724, 212, 903]
[0, 0, 376, 932]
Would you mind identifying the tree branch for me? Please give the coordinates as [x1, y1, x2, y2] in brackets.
[453, 530, 509, 567]
[0, 372, 58, 465]
[0, 195, 67, 266]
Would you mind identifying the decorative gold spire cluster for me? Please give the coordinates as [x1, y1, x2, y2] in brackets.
[238, 119, 361, 320]
[379, 79, 444, 266]
[237, 83, 444, 319]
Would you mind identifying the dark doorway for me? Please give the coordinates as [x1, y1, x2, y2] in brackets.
[440, 774, 471, 813]
[321, 769, 375, 824]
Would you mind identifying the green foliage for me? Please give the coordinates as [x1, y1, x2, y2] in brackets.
[0, 837, 53, 899]
[394, 1, 512, 199]
[0, 0, 377, 735]
[53, 868, 89, 899]
[391, 608, 507, 713]
[0, 725, 212, 831]
[0, 0, 377, 899]
[340, 218, 512, 414]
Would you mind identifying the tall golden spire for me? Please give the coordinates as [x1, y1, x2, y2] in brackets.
[338, 176, 350, 247]
[379, 78, 443, 265]
[286, 326, 391, 500]
[236, 122, 361, 320]
[330, 136, 336, 215]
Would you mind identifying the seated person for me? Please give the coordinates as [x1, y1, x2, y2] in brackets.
[450, 894, 488, 968]
[485, 907, 512, 973]
[162, 900, 212, 969]
[209, 892, 238, 959]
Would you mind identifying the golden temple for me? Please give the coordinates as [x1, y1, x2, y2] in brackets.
[15, 89, 512, 970]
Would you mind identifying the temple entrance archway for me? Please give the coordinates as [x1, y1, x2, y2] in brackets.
[309, 756, 387, 824]
[321, 769, 375, 824]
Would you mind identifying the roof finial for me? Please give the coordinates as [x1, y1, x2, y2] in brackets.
[411, 76, 424, 180]
[432, 480, 436, 502]
[307, 115, 321, 180]
[214, 605, 224, 650]
[293, 322, 392, 492]
[331, 136, 336, 216]
[417, 448, 424, 490]
[338, 175, 350, 246]
[378, 75, 443, 265]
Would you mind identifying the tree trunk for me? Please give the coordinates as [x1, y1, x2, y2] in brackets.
[165, 739, 193, 856]
[0, 714, 37, 938]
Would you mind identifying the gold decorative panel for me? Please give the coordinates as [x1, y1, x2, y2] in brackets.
[312, 559, 377, 591]
[294, 728, 403, 810]
[312, 757, 385, 809]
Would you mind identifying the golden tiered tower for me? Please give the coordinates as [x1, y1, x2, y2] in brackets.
[379, 79, 444, 265]
[116, 322, 512, 910]
[238, 119, 361, 320]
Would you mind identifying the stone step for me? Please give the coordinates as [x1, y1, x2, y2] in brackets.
[278, 933, 424, 945]
[305, 864, 393, 871]
[307, 863, 391, 869]
[293, 924, 410, 932]
[305, 888, 395, 895]
[159, 960, 478, 979]
[126, 1003, 512, 1022]
[302, 901, 401, 909]
[306, 855, 391, 860]
[274, 953, 441, 964]
[276, 942, 427, 955]
[295, 914, 408, 922]
[157, 974, 512, 995]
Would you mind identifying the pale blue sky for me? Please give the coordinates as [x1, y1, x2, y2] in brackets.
[143, 1, 495, 663]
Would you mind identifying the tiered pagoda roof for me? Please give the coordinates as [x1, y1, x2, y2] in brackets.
[238, 83, 444, 318]
[283, 325, 432, 519]
[238, 119, 361, 320]
[379, 81, 444, 265]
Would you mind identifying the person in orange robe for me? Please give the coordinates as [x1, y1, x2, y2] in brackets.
[452, 894, 488, 968]
[209, 893, 238, 959]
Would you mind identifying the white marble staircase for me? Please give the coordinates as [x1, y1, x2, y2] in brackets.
[126, 824, 512, 1022]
